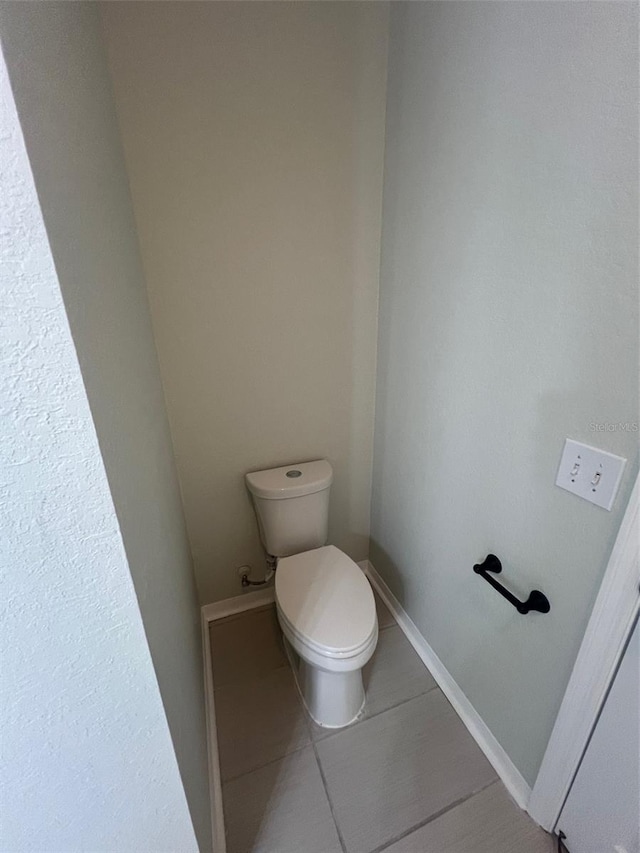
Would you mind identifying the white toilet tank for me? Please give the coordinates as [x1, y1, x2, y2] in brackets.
[245, 460, 332, 557]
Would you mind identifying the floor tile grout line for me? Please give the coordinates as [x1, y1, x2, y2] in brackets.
[212, 604, 504, 853]
[214, 606, 441, 748]
[310, 738, 349, 853]
[208, 603, 275, 630]
[214, 602, 486, 848]
[220, 740, 312, 786]
[370, 779, 500, 853]
[311, 683, 441, 744]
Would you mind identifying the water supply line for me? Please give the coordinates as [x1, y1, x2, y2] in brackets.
[240, 554, 277, 588]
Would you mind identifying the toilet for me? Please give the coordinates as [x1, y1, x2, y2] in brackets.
[245, 460, 378, 728]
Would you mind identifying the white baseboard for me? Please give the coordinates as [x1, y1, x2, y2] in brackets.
[201, 586, 275, 624]
[201, 609, 226, 853]
[201, 585, 276, 851]
[361, 560, 532, 812]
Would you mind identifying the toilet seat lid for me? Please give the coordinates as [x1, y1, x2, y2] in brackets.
[275, 546, 376, 655]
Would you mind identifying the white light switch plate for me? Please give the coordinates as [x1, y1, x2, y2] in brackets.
[556, 439, 626, 511]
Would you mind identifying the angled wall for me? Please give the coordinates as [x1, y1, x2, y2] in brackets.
[0, 42, 199, 853]
[0, 4, 212, 847]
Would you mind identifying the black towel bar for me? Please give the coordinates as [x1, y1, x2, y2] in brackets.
[473, 554, 550, 615]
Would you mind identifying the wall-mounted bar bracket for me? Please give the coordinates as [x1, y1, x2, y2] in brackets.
[473, 554, 550, 615]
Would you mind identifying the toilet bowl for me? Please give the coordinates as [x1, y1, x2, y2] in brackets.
[276, 545, 378, 728]
[245, 460, 379, 728]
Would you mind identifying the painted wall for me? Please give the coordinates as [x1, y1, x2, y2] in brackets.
[101, 1, 389, 603]
[0, 45, 199, 852]
[372, 1, 638, 786]
[0, 5, 212, 847]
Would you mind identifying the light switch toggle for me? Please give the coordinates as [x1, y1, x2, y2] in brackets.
[556, 439, 626, 511]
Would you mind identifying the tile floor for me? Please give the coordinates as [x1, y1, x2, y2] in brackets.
[210, 596, 555, 853]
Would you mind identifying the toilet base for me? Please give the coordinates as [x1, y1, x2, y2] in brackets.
[283, 637, 365, 729]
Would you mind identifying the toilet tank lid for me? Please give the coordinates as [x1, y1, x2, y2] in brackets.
[245, 460, 333, 500]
